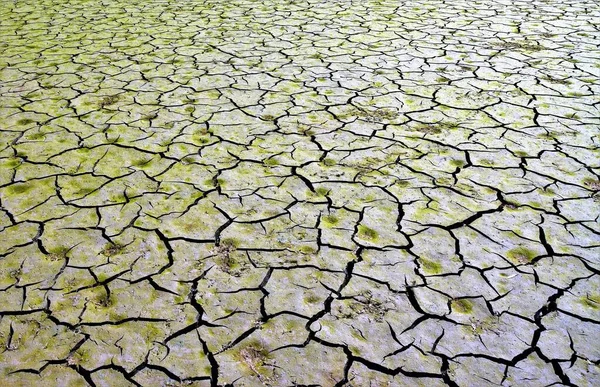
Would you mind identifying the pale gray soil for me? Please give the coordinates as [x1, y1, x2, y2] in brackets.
[1, 0, 599, 386]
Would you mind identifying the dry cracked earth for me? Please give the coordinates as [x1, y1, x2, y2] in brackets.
[1, 0, 599, 386]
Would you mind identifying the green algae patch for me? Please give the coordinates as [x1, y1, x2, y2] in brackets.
[1, 158, 21, 169]
[358, 225, 378, 241]
[300, 245, 317, 254]
[413, 124, 443, 135]
[418, 258, 442, 274]
[264, 158, 280, 166]
[315, 187, 329, 196]
[89, 288, 115, 308]
[25, 132, 46, 141]
[46, 247, 69, 261]
[220, 238, 240, 248]
[321, 214, 339, 227]
[451, 299, 473, 314]
[450, 159, 465, 168]
[579, 294, 600, 310]
[16, 118, 36, 126]
[131, 158, 152, 167]
[100, 243, 126, 257]
[496, 41, 548, 52]
[507, 247, 537, 264]
[5, 182, 33, 195]
[99, 94, 120, 107]
[304, 293, 321, 304]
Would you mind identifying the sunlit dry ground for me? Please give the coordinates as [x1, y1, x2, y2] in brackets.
[1, 0, 599, 386]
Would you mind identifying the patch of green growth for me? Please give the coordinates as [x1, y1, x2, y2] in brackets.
[179, 154, 197, 164]
[2, 158, 21, 169]
[216, 246, 240, 274]
[9, 268, 22, 279]
[264, 158, 279, 166]
[537, 132, 557, 141]
[100, 243, 126, 257]
[436, 76, 450, 83]
[450, 159, 465, 168]
[220, 238, 240, 249]
[351, 106, 399, 122]
[74, 187, 96, 196]
[304, 293, 320, 304]
[321, 214, 339, 227]
[16, 118, 35, 126]
[68, 348, 91, 366]
[92, 290, 114, 308]
[541, 76, 571, 85]
[579, 294, 599, 310]
[261, 114, 275, 121]
[132, 158, 151, 167]
[315, 187, 329, 196]
[300, 245, 316, 254]
[108, 192, 127, 202]
[99, 94, 120, 107]
[323, 158, 336, 166]
[451, 299, 473, 314]
[396, 180, 410, 187]
[46, 247, 69, 261]
[514, 151, 528, 157]
[413, 125, 442, 135]
[96, 273, 109, 283]
[142, 112, 158, 121]
[194, 136, 211, 145]
[506, 247, 536, 264]
[541, 188, 555, 196]
[419, 258, 442, 274]
[496, 41, 547, 52]
[358, 225, 378, 241]
[26, 132, 45, 140]
[185, 106, 195, 113]
[6, 182, 32, 194]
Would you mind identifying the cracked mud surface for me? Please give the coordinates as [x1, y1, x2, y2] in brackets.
[1, 0, 599, 385]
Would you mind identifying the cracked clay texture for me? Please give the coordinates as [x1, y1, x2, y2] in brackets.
[1, 0, 599, 386]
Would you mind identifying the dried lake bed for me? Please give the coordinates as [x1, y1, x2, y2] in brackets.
[0, 0, 599, 386]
